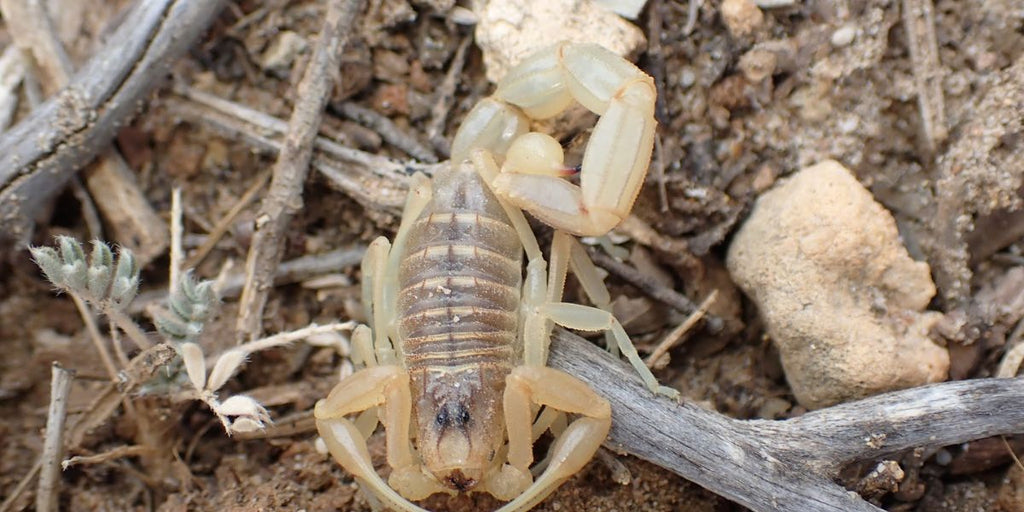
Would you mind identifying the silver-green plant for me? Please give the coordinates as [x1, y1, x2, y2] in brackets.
[30, 236, 140, 309]
[155, 270, 217, 344]
[31, 235, 352, 436]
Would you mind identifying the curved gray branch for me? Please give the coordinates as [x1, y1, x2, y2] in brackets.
[0, 0, 225, 245]
[548, 329, 1024, 512]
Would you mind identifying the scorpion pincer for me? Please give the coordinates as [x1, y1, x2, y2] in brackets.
[314, 42, 678, 511]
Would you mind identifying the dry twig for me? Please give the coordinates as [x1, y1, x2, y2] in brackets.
[587, 247, 723, 332]
[37, 364, 75, 512]
[237, 0, 365, 341]
[183, 169, 272, 270]
[644, 289, 718, 367]
[334, 101, 438, 163]
[167, 86, 434, 216]
[549, 329, 1024, 512]
[901, 0, 947, 153]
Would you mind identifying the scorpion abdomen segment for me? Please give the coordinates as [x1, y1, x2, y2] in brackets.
[396, 164, 524, 372]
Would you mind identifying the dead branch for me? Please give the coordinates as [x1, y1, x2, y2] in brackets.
[548, 329, 1024, 512]
[236, 0, 365, 341]
[37, 364, 74, 512]
[0, 0, 225, 248]
[0, 0, 170, 264]
[334, 101, 438, 163]
[166, 86, 441, 216]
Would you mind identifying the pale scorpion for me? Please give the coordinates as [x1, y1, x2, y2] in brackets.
[314, 42, 677, 511]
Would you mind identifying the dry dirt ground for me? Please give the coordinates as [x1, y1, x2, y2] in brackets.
[1, 1, 1023, 511]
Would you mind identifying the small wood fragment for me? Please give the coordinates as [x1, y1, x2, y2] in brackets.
[37, 364, 75, 512]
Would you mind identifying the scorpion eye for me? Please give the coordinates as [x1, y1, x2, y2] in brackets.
[434, 403, 471, 429]
[454, 404, 471, 427]
[434, 407, 450, 428]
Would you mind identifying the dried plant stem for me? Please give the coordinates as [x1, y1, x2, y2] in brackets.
[424, 35, 471, 156]
[236, 0, 363, 342]
[645, 289, 719, 367]
[170, 187, 184, 288]
[209, 321, 356, 366]
[0, 459, 41, 512]
[104, 308, 153, 350]
[69, 293, 119, 381]
[109, 324, 131, 369]
[62, 445, 155, 470]
[335, 102, 437, 162]
[37, 364, 75, 512]
[184, 169, 271, 270]
[902, 0, 947, 153]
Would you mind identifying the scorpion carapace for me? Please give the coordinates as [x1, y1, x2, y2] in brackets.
[314, 42, 679, 512]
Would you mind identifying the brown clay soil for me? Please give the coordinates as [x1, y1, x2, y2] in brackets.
[1, 1, 1023, 511]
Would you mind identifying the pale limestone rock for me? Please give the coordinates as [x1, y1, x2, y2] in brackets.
[726, 160, 949, 409]
[472, 0, 645, 83]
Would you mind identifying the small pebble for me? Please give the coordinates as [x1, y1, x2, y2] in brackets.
[260, 31, 308, 77]
[831, 25, 857, 47]
[721, 0, 764, 38]
[738, 49, 777, 82]
[678, 67, 697, 88]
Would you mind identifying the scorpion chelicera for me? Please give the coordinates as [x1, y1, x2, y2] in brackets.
[314, 42, 678, 512]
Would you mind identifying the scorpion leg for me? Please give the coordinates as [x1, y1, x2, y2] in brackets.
[497, 366, 612, 512]
[541, 301, 680, 399]
[362, 172, 433, 366]
[315, 366, 443, 512]
[547, 230, 677, 396]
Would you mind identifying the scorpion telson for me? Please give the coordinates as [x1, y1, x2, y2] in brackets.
[314, 42, 678, 512]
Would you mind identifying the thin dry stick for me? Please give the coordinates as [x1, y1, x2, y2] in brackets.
[236, 0, 364, 342]
[902, 0, 947, 153]
[1003, 436, 1024, 472]
[37, 364, 75, 512]
[549, 329, 1024, 512]
[424, 35, 471, 157]
[166, 87, 436, 215]
[68, 178, 103, 241]
[335, 102, 438, 163]
[67, 344, 178, 448]
[645, 289, 718, 367]
[184, 169, 271, 270]
[101, 308, 153, 350]
[132, 245, 366, 314]
[108, 323, 131, 370]
[170, 188, 184, 288]
[0, 460, 42, 512]
[69, 294, 119, 381]
[587, 248, 724, 332]
[62, 445, 155, 470]
[208, 321, 356, 367]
